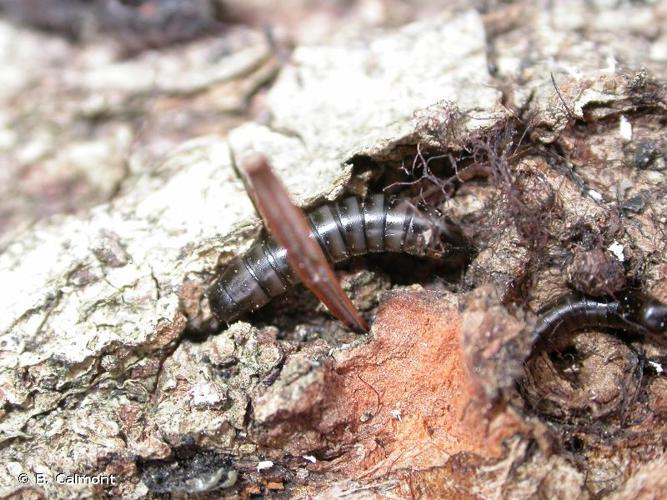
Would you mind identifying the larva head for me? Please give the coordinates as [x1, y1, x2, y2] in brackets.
[640, 300, 667, 333]
[619, 290, 667, 334]
[405, 206, 470, 263]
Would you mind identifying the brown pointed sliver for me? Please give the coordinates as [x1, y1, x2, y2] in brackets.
[240, 154, 369, 333]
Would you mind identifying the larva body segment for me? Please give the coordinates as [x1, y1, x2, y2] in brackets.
[532, 291, 667, 345]
[209, 194, 468, 323]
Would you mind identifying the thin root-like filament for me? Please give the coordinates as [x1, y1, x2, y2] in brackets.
[240, 154, 369, 333]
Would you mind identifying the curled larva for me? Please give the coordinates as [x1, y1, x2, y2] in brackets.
[532, 290, 667, 344]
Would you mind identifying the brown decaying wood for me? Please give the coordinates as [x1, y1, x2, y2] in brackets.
[240, 153, 369, 333]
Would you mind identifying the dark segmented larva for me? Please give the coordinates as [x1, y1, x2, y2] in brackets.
[209, 194, 468, 323]
[532, 290, 667, 345]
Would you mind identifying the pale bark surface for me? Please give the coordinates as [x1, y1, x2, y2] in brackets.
[0, 1, 665, 498]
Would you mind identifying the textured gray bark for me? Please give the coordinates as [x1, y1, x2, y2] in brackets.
[1, 1, 666, 498]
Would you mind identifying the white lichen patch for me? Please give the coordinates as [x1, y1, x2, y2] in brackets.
[607, 241, 626, 262]
[587, 189, 603, 201]
[189, 382, 225, 407]
[256, 460, 274, 472]
[649, 360, 664, 374]
[619, 115, 632, 141]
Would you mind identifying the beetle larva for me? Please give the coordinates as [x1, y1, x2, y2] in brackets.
[209, 194, 469, 324]
[240, 153, 369, 332]
[532, 290, 667, 345]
